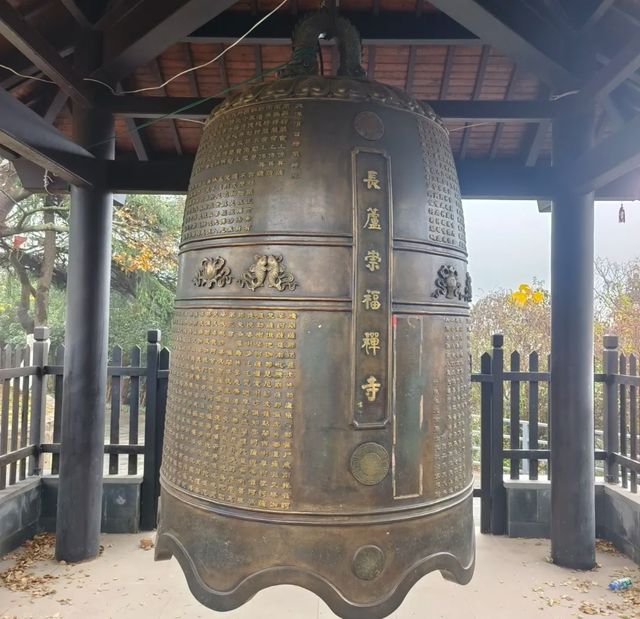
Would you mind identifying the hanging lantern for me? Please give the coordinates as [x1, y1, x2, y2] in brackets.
[619, 203, 626, 223]
[155, 10, 474, 618]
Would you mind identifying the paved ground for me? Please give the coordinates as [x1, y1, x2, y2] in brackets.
[0, 530, 638, 619]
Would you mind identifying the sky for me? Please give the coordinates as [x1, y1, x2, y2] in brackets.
[463, 200, 640, 296]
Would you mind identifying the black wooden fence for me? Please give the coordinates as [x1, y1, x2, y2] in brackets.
[0, 329, 638, 532]
[475, 333, 640, 535]
[0, 327, 169, 529]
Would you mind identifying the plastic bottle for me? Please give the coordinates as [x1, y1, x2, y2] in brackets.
[608, 577, 632, 591]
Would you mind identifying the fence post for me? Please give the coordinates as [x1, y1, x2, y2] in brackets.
[603, 334, 620, 483]
[479, 351, 492, 534]
[141, 329, 161, 530]
[489, 333, 506, 534]
[28, 326, 49, 476]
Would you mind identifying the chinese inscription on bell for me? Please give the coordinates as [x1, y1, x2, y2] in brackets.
[352, 149, 392, 429]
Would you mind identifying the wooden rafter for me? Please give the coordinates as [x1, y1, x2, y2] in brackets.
[490, 65, 519, 159]
[148, 60, 183, 156]
[96, 0, 238, 83]
[43, 90, 69, 124]
[569, 112, 640, 193]
[367, 45, 377, 79]
[439, 47, 454, 99]
[427, 0, 577, 88]
[460, 44, 490, 160]
[405, 45, 416, 94]
[0, 87, 95, 185]
[0, 2, 92, 105]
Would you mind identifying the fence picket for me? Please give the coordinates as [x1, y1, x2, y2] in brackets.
[629, 354, 638, 493]
[19, 345, 30, 480]
[620, 354, 628, 489]
[479, 351, 492, 533]
[109, 345, 123, 475]
[1, 344, 11, 489]
[128, 346, 141, 475]
[51, 345, 65, 475]
[528, 351, 539, 480]
[9, 346, 20, 485]
[510, 351, 521, 479]
[490, 334, 506, 534]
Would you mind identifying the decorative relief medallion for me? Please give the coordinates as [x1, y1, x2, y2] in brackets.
[239, 254, 298, 292]
[354, 111, 385, 141]
[352, 545, 385, 581]
[464, 272, 472, 303]
[350, 442, 390, 486]
[193, 256, 233, 288]
[432, 265, 463, 301]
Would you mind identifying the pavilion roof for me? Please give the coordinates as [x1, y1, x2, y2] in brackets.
[1, 0, 640, 198]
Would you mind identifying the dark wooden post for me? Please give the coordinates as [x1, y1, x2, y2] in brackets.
[55, 44, 114, 560]
[550, 105, 597, 570]
[28, 326, 49, 476]
[489, 333, 506, 534]
[141, 329, 161, 530]
[479, 351, 492, 534]
[603, 335, 620, 483]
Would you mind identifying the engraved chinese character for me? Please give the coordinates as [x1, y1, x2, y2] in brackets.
[361, 375, 381, 402]
[362, 289, 382, 311]
[363, 171, 381, 190]
[364, 250, 382, 272]
[363, 207, 382, 230]
[361, 332, 381, 356]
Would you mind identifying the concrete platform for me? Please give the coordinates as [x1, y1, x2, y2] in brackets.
[1, 530, 639, 619]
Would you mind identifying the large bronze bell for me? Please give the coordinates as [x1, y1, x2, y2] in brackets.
[156, 10, 474, 618]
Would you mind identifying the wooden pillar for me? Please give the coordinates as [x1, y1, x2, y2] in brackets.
[55, 99, 114, 562]
[550, 104, 597, 570]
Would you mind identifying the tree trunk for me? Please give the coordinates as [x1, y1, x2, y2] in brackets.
[34, 199, 57, 326]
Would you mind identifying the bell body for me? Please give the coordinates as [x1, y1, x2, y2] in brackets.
[156, 74, 474, 619]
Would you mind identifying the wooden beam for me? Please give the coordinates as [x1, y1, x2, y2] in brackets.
[568, 113, 640, 193]
[43, 90, 69, 124]
[405, 45, 416, 94]
[218, 44, 229, 91]
[0, 88, 96, 185]
[427, 0, 577, 88]
[367, 45, 377, 79]
[148, 60, 183, 156]
[460, 44, 490, 159]
[0, 46, 74, 90]
[580, 0, 615, 31]
[254, 45, 263, 81]
[182, 43, 200, 96]
[490, 65, 519, 158]
[184, 10, 480, 46]
[577, 36, 640, 103]
[0, 2, 92, 105]
[59, 0, 92, 28]
[97, 0, 238, 82]
[524, 121, 550, 167]
[439, 47, 454, 99]
[103, 94, 558, 122]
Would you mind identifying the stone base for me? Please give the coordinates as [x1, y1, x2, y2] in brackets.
[155, 484, 475, 619]
[0, 476, 143, 557]
[505, 480, 640, 565]
[0, 478, 41, 557]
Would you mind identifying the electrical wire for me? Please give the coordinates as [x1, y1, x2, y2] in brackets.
[83, 0, 290, 96]
[0, 63, 54, 84]
[0, 0, 289, 97]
